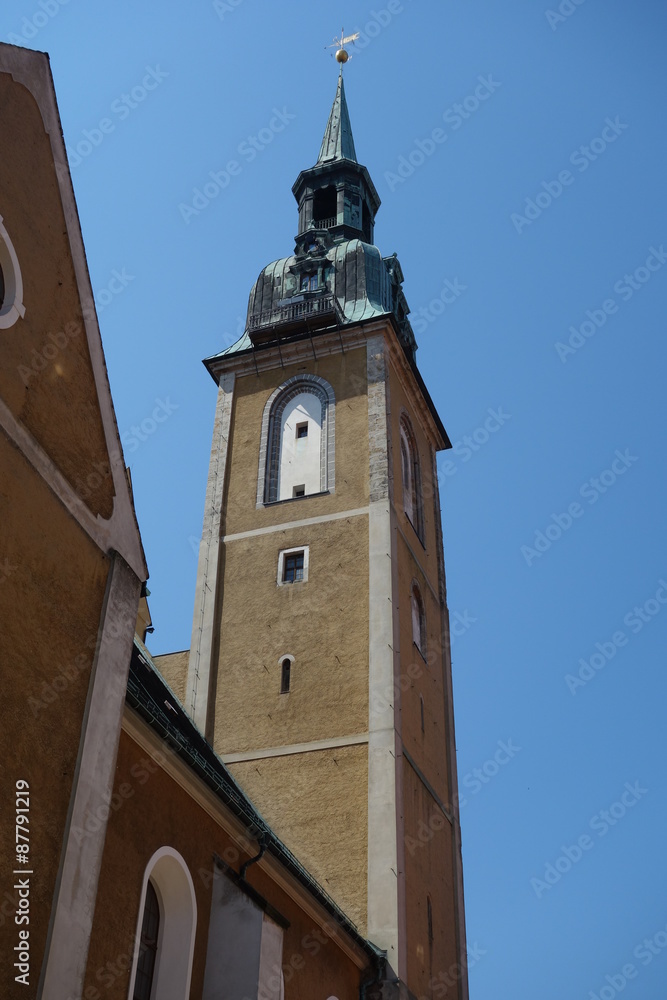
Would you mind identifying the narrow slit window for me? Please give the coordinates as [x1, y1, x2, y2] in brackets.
[427, 895, 433, 942]
[412, 583, 426, 655]
[280, 659, 291, 693]
[420, 694, 425, 734]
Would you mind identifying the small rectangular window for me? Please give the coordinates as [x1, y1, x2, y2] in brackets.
[296, 423, 308, 439]
[292, 485, 305, 498]
[283, 552, 304, 583]
[277, 546, 309, 586]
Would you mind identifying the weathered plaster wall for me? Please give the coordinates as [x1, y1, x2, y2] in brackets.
[0, 73, 113, 518]
[153, 649, 189, 705]
[0, 431, 110, 994]
[85, 728, 364, 999]
[230, 743, 369, 933]
[215, 515, 369, 750]
[403, 756, 459, 1000]
[222, 347, 370, 536]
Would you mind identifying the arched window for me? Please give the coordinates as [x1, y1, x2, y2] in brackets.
[133, 881, 159, 1000]
[257, 375, 335, 506]
[0, 215, 25, 329]
[400, 415, 424, 541]
[281, 658, 291, 693]
[412, 582, 426, 656]
[128, 848, 197, 1000]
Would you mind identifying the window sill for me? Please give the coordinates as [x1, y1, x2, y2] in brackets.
[264, 490, 330, 508]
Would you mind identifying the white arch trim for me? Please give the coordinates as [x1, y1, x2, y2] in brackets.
[0, 215, 25, 329]
[257, 373, 335, 506]
[127, 846, 197, 1000]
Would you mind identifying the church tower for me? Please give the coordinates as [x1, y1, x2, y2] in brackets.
[186, 73, 467, 999]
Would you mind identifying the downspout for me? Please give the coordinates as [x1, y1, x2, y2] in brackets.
[360, 951, 390, 1000]
[239, 832, 268, 879]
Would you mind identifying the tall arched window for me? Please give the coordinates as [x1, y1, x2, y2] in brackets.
[128, 848, 197, 1000]
[400, 414, 424, 541]
[257, 375, 335, 506]
[133, 881, 159, 1000]
[412, 582, 426, 656]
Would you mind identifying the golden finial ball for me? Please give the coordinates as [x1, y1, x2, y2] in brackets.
[336, 48, 349, 63]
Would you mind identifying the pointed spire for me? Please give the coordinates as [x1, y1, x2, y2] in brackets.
[317, 75, 357, 164]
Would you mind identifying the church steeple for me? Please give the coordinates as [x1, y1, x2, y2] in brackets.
[190, 51, 467, 998]
[213, 71, 419, 365]
[317, 74, 357, 164]
[292, 77, 379, 244]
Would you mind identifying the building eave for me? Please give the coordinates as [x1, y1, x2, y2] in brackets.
[203, 315, 450, 451]
[124, 638, 385, 971]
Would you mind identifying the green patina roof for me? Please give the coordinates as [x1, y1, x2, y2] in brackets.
[317, 75, 357, 164]
[212, 238, 400, 359]
[209, 73, 416, 365]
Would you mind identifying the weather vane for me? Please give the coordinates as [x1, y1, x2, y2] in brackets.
[326, 27, 360, 71]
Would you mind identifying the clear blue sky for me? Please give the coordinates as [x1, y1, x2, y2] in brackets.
[7, 1, 667, 996]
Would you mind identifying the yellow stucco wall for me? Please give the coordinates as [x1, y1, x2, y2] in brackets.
[0, 431, 110, 983]
[230, 744, 369, 933]
[215, 515, 369, 750]
[208, 348, 373, 931]
[0, 73, 113, 519]
[86, 729, 364, 999]
[153, 649, 189, 706]
[222, 348, 370, 536]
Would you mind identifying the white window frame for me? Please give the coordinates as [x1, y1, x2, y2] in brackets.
[257, 374, 335, 507]
[0, 215, 25, 329]
[127, 847, 197, 1000]
[277, 546, 309, 586]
